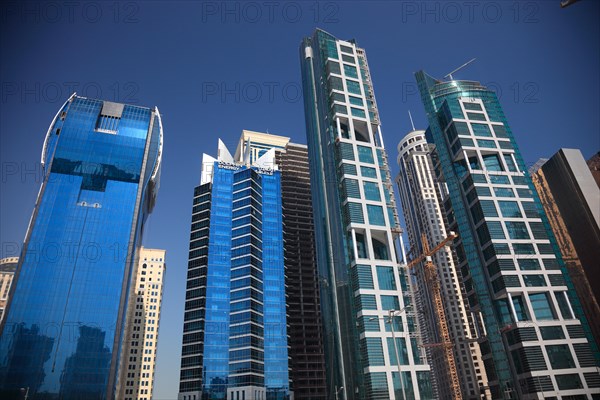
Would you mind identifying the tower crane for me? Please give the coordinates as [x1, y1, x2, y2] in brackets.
[407, 231, 462, 400]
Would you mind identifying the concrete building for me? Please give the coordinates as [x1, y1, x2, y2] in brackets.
[0, 257, 18, 323]
[396, 130, 489, 399]
[531, 149, 600, 350]
[121, 247, 166, 400]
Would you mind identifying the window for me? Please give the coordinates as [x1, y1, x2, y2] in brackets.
[361, 166, 377, 178]
[463, 102, 482, 111]
[529, 293, 556, 320]
[363, 182, 381, 201]
[506, 221, 529, 239]
[503, 154, 517, 172]
[471, 123, 492, 136]
[540, 326, 565, 340]
[518, 259, 540, 270]
[483, 154, 503, 171]
[381, 295, 400, 311]
[546, 345, 575, 369]
[493, 125, 508, 138]
[377, 266, 396, 290]
[346, 80, 362, 95]
[498, 201, 522, 218]
[512, 295, 529, 321]
[467, 112, 486, 121]
[340, 44, 354, 54]
[372, 238, 389, 260]
[367, 205, 385, 226]
[523, 275, 546, 287]
[343, 64, 358, 78]
[529, 222, 548, 240]
[478, 139, 496, 149]
[494, 188, 515, 197]
[387, 337, 409, 365]
[555, 374, 583, 390]
[362, 337, 385, 366]
[349, 95, 363, 106]
[327, 61, 341, 75]
[351, 108, 366, 118]
[454, 121, 470, 136]
[555, 292, 573, 319]
[357, 145, 374, 164]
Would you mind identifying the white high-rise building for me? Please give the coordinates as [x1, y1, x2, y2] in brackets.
[396, 130, 490, 399]
[300, 29, 432, 399]
[0, 257, 18, 323]
[122, 247, 166, 400]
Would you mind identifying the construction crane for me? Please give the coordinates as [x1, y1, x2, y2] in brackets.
[407, 231, 462, 400]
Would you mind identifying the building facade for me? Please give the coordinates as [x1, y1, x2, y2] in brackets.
[121, 247, 166, 400]
[179, 138, 291, 400]
[396, 130, 489, 399]
[0, 257, 18, 323]
[300, 29, 432, 399]
[530, 149, 600, 350]
[275, 142, 328, 399]
[0, 94, 163, 399]
[415, 71, 600, 399]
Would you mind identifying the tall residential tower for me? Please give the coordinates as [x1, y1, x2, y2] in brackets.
[0, 94, 163, 399]
[300, 29, 432, 399]
[415, 71, 600, 399]
[396, 130, 489, 399]
[121, 247, 166, 400]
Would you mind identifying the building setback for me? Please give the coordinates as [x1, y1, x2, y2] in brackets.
[396, 130, 489, 399]
[0, 94, 163, 399]
[530, 149, 600, 351]
[300, 29, 432, 399]
[0, 258, 18, 324]
[178, 136, 291, 400]
[120, 247, 166, 400]
[415, 71, 600, 399]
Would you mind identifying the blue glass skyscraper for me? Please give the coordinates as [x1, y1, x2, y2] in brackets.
[416, 71, 600, 399]
[0, 94, 163, 399]
[179, 137, 290, 400]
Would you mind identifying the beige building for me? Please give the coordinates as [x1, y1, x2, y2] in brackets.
[0, 257, 18, 323]
[122, 247, 166, 400]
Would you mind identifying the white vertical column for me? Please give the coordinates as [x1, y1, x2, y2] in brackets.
[336, 117, 342, 140]
[351, 228, 359, 260]
[507, 292, 519, 323]
[377, 125, 385, 148]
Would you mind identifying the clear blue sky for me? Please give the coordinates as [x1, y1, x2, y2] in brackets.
[1, 1, 598, 399]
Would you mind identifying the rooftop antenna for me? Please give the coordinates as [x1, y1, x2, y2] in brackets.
[408, 111, 416, 131]
[444, 58, 476, 81]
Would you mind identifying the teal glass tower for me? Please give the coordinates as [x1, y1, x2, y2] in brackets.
[178, 138, 290, 400]
[0, 94, 163, 399]
[416, 71, 600, 399]
[300, 29, 432, 399]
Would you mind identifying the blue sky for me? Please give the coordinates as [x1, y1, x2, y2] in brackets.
[1, 1, 598, 398]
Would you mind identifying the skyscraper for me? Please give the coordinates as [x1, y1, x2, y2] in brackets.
[530, 149, 600, 350]
[0, 94, 163, 399]
[0, 257, 18, 323]
[121, 247, 166, 400]
[300, 29, 432, 399]
[275, 141, 328, 399]
[396, 130, 489, 399]
[415, 71, 600, 398]
[179, 135, 291, 400]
